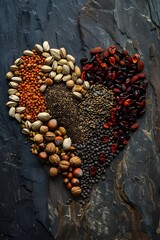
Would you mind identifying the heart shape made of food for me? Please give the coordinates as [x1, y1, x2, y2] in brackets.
[6, 42, 147, 201]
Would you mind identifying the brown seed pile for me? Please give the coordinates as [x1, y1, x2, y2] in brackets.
[78, 84, 115, 141]
[44, 83, 83, 143]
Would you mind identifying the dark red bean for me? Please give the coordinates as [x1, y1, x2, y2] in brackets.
[132, 54, 139, 63]
[131, 75, 139, 83]
[130, 122, 139, 131]
[143, 80, 148, 89]
[138, 73, 146, 79]
[121, 84, 126, 91]
[125, 55, 132, 62]
[125, 78, 131, 85]
[82, 63, 93, 71]
[119, 60, 126, 66]
[108, 46, 116, 55]
[109, 56, 115, 65]
[137, 60, 144, 72]
[124, 99, 132, 106]
[103, 48, 109, 58]
[114, 88, 121, 93]
[90, 47, 102, 55]
[126, 86, 132, 92]
[114, 54, 120, 62]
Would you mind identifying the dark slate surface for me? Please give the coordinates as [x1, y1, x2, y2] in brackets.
[0, 0, 160, 240]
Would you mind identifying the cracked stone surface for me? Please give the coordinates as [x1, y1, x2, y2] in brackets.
[0, 0, 160, 239]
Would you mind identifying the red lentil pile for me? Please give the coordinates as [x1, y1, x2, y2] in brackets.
[18, 51, 46, 122]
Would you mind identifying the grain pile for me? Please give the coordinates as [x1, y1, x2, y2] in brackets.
[45, 83, 83, 143]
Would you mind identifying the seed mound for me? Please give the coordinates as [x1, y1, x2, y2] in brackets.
[45, 83, 82, 143]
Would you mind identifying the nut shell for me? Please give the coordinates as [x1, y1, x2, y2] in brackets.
[45, 142, 56, 154]
[55, 136, 63, 146]
[49, 167, 58, 177]
[40, 125, 49, 134]
[59, 160, 70, 171]
[49, 153, 60, 166]
[45, 132, 56, 142]
[73, 168, 83, 177]
[38, 151, 48, 162]
[71, 178, 80, 186]
[34, 134, 44, 144]
[70, 156, 82, 167]
[71, 186, 81, 196]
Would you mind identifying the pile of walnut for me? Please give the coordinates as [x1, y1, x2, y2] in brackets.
[31, 117, 82, 196]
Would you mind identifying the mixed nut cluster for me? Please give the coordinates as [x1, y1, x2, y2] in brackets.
[6, 42, 147, 201]
[32, 117, 82, 196]
[6, 41, 91, 197]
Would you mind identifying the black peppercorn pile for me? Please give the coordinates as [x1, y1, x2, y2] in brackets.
[74, 120, 116, 200]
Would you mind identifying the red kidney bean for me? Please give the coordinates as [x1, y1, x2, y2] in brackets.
[137, 60, 144, 72]
[90, 47, 103, 54]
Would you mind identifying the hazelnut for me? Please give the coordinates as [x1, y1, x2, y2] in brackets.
[48, 119, 58, 130]
[55, 136, 63, 146]
[63, 178, 69, 184]
[73, 168, 83, 177]
[71, 178, 80, 186]
[58, 126, 67, 135]
[61, 155, 69, 161]
[39, 125, 48, 134]
[49, 153, 60, 166]
[34, 134, 44, 144]
[38, 151, 48, 162]
[45, 142, 56, 154]
[71, 186, 81, 196]
[67, 172, 73, 179]
[66, 183, 72, 189]
[59, 160, 70, 171]
[45, 131, 56, 142]
[49, 167, 58, 177]
[69, 156, 82, 167]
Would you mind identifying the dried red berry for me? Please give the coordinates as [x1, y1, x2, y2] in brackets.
[90, 47, 102, 55]
[103, 123, 110, 129]
[111, 144, 117, 153]
[113, 131, 118, 140]
[81, 71, 86, 80]
[108, 46, 116, 55]
[113, 54, 120, 62]
[109, 56, 115, 65]
[124, 99, 132, 107]
[98, 154, 107, 164]
[101, 136, 109, 143]
[132, 53, 139, 63]
[113, 88, 121, 93]
[131, 75, 139, 84]
[100, 62, 108, 69]
[137, 60, 144, 72]
[138, 73, 146, 79]
[82, 63, 93, 71]
[103, 48, 109, 58]
[130, 122, 139, 131]
[90, 166, 97, 176]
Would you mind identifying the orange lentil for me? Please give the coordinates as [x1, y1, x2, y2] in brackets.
[18, 52, 46, 122]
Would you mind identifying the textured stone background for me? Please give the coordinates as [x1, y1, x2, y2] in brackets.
[0, 0, 160, 239]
